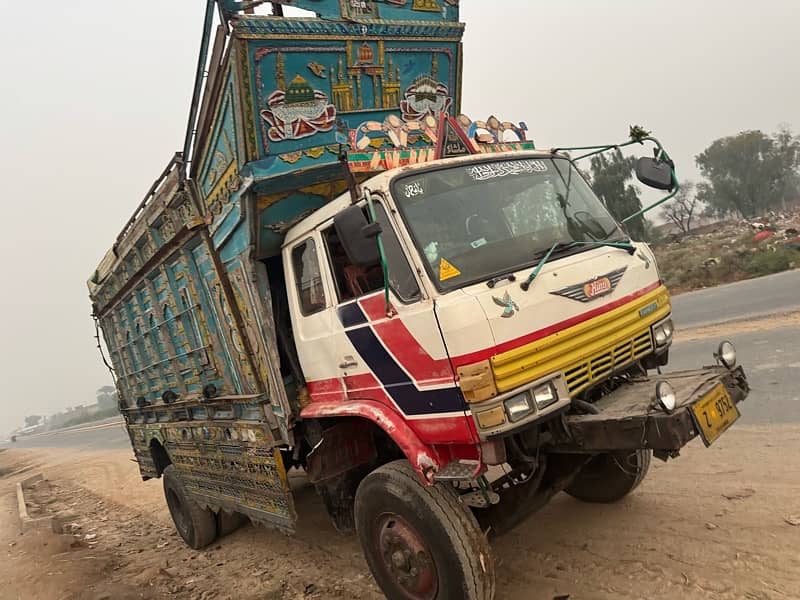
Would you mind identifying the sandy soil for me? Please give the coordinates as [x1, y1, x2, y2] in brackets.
[2, 425, 800, 600]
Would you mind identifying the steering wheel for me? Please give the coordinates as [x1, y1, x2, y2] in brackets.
[465, 214, 488, 238]
[573, 211, 609, 240]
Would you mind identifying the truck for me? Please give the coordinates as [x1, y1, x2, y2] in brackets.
[88, 2, 749, 599]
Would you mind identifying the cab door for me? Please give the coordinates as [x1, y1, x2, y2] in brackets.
[285, 234, 343, 403]
[321, 202, 476, 446]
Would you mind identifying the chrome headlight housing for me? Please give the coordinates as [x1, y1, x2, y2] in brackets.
[531, 381, 558, 409]
[652, 317, 674, 348]
[716, 340, 737, 369]
[503, 391, 534, 423]
[655, 380, 677, 412]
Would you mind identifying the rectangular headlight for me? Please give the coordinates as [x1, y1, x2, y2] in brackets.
[653, 318, 674, 347]
[532, 382, 558, 409]
[504, 392, 534, 423]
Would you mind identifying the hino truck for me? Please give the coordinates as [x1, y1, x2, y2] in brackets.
[88, 2, 749, 599]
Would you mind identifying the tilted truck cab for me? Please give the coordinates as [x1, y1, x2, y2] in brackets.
[88, 3, 749, 599]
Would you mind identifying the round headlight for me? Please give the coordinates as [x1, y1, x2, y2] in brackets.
[655, 381, 676, 413]
[717, 340, 736, 368]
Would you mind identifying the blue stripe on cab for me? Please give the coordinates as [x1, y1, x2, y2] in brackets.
[338, 304, 466, 416]
[337, 302, 369, 328]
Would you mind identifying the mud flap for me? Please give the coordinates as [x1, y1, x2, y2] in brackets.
[553, 366, 749, 455]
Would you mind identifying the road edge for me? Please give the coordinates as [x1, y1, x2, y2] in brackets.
[15, 473, 53, 533]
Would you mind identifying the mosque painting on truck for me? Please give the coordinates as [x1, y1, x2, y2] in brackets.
[248, 35, 460, 154]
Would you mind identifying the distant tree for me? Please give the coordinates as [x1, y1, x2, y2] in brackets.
[773, 124, 800, 209]
[695, 128, 800, 217]
[662, 180, 703, 234]
[96, 386, 118, 411]
[589, 149, 647, 240]
[24, 415, 42, 427]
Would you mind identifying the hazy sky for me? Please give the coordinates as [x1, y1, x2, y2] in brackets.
[0, 1, 797, 437]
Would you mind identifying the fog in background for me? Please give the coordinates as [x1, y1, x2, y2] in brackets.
[0, 1, 796, 437]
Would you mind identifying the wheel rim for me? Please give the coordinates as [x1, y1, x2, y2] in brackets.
[372, 513, 438, 600]
[166, 487, 191, 540]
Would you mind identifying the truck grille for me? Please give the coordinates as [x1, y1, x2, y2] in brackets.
[563, 329, 653, 394]
[490, 286, 670, 394]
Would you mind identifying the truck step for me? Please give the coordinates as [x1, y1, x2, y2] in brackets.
[460, 490, 500, 508]
[433, 461, 483, 482]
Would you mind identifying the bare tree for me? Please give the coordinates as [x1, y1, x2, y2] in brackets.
[662, 181, 701, 234]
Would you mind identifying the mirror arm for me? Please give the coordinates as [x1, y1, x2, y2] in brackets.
[339, 146, 360, 203]
[364, 189, 394, 318]
[559, 135, 672, 164]
[622, 173, 680, 224]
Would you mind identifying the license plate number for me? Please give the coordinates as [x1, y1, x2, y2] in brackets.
[691, 384, 740, 446]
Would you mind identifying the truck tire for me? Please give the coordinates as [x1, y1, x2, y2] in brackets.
[354, 460, 495, 600]
[565, 449, 651, 503]
[163, 465, 217, 549]
[217, 509, 248, 537]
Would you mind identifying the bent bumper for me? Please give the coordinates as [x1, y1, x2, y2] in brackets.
[554, 366, 749, 455]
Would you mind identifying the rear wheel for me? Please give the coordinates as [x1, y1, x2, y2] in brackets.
[565, 449, 651, 503]
[163, 465, 217, 549]
[354, 460, 495, 600]
[217, 510, 248, 537]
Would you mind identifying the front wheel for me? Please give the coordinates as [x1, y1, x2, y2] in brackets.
[565, 449, 651, 503]
[354, 460, 495, 600]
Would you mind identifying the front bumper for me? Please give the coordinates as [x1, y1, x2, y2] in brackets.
[552, 366, 749, 455]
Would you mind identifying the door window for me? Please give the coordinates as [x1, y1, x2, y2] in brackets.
[291, 238, 326, 315]
[323, 204, 421, 303]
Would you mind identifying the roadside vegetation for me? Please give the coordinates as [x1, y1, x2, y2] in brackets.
[651, 219, 799, 293]
[589, 126, 800, 292]
[14, 386, 119, 439]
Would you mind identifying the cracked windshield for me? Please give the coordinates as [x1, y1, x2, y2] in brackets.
[393, 158, 624, 289]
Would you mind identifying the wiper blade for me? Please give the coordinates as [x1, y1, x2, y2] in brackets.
[562, 240, 636, 255]
[520, 239, 636, 292]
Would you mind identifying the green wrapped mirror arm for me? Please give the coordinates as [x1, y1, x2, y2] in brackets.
[365, 192, 394, 317]
[556, 134, 680, 225]
[520, 242, 559, 291]
[557, 135, 668, 162]
[622, 172, 680, 224]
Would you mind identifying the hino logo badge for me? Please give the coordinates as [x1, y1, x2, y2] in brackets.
[550, 267, 627, 303]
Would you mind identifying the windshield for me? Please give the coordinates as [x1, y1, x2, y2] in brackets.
[391, 157, 625, 291]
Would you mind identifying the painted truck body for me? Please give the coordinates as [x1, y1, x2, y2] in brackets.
[89, 3, 749, 598]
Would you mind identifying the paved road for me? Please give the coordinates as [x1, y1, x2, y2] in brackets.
[668, 325, 799, 425]
[4, 326, 797, 452]
[671, 269, 800, 328]
[1, 421, 128, 451]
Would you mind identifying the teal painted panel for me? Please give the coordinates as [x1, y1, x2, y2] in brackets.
[225, 0, 458, 22]
[211, 201, 243, 249]
[198, 72, 241, 198]
[257, 191, 328, 257]
[218, 223, 250, 264]
[248, 36, 460, 158]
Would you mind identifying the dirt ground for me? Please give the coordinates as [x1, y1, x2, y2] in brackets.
[2, 425, 800, 600]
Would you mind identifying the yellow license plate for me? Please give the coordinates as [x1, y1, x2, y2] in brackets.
[691, 384, 740, 446]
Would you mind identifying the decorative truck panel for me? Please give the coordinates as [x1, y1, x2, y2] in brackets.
[89, 156, 296, 531]
[91, 2, 469, 534]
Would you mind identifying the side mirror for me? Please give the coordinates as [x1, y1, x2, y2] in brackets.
[333, 205, 383, 267]
[635, 157, 674, 191]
